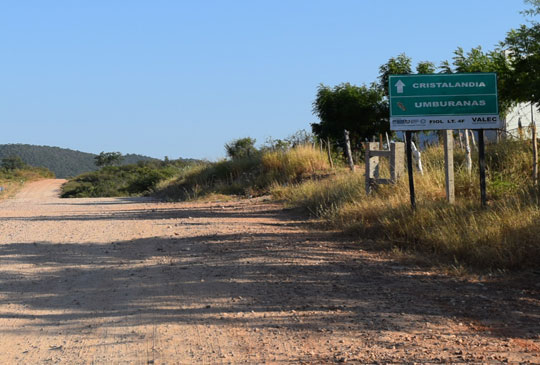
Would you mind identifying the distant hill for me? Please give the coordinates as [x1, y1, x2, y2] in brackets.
[0, 144, 159, 178]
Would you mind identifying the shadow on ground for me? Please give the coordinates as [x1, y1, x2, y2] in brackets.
[0, 204, 298, 223]
[0, 202, 538, 342]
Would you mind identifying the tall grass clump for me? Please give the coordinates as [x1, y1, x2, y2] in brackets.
[273, 139, 540, 270]
[260, 145, 329, 184]
[155, 144, 331, 200]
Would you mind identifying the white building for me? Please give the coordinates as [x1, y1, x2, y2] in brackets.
[504, 102, 540, 139]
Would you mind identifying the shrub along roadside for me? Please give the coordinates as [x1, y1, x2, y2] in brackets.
[272, 140, 540, 270]
[61, 161, 192, 198]
[61, 145, 331, 199]
[153, 145, 330, 200]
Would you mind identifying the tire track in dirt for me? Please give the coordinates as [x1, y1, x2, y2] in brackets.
[0, 179, 538, 363]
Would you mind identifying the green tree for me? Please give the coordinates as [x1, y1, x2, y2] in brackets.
[311, 83, 387, 149]
[1, 156, 26, 170]
[95, 152, 124, 167]
[442, 46, 514, 114]
[263, 137, 290, 152]
[503, 23, 540, 106]
[522, 0, 540, 19]
[225, 137, 258, 159]
[285, 129, 315, 147]
[378, 53, 412, 96]
[416, 61, 436, 74]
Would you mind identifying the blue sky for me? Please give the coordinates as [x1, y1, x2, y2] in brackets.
[0, 1, 530, 160]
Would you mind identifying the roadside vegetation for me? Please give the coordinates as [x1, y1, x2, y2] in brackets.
[60, 133, 540, 270]
[272, 139, 540, 270]
[72, 135, 539, 269]
[0, 156, 55, 198]
[61, 159, 196, 198]
[155, 141, 330, 201]
[61, 132, 331, 200]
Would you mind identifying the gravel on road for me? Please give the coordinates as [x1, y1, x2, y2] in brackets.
[0, 179, 538, 363]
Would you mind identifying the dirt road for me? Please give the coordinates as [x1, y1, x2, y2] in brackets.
[0, 179, 538, 363]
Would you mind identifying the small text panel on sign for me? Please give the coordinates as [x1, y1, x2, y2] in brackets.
[391, 115, 500, 131]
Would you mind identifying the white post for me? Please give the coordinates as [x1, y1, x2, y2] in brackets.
[464, 129, 472, 175]
[469, 129, 477, 149]
[411, 141, 423, 175]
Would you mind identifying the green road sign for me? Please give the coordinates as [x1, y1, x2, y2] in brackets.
[389, 73, 501, 130]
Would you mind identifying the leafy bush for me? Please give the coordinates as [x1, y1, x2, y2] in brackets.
[61, 160, 189, 198]
[224, 137, 259, 160]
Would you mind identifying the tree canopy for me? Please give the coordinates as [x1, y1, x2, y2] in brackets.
[503, 23, 540, 106]
[95, 152, 124, 167]
[441, 46, 515, 114]
[378, 53, 412, 96]
[311, 83, 387, 147]
[225, 137, 258, 160]
[1, 156, 26, 170]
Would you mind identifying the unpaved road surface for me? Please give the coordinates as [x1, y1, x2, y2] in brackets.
[0, 179, 538, 364]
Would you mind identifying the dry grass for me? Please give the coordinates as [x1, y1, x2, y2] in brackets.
[272, 140, 540, 270]
[0, 181, 24, 200]
[261, 145, 329, 184]
[0, 168, 56, 200]
[156, 145, 331, 200]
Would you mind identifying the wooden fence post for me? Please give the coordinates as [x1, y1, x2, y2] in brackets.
[326, 137, 334, 169]
[532, 102, 538, 186]
[344, 129, 355, 172]
[443, 130, 455, 204]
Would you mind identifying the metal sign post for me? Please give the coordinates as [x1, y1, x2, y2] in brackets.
[389, 73, 500, 209]
[477, 130, 487, 207]
[405, 131, 416, 209]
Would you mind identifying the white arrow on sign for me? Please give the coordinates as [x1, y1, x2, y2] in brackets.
[395, 80, 405, 94]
